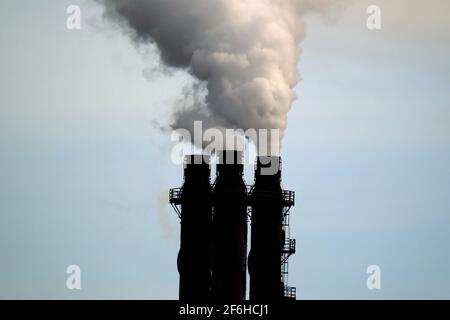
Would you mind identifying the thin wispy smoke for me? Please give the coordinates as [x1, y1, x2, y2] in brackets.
[99, 0, 345, 149]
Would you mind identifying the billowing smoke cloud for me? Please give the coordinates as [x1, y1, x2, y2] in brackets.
[99, 0, 343, 151]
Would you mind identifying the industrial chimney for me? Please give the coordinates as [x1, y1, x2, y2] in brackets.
[211, 150, 248, 301]
[170, 154, 295, 302]
[248, 157, 296, 301]
[170, 155, 213, 302]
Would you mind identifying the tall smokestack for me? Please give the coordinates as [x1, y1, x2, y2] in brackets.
[170, 155, 213, 301]
[248, 156, 295, 301]
[211, 150, 247, 301]
[170, 154, 295, 301]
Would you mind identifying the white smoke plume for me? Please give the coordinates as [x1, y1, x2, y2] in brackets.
[99, 0, 344, 150]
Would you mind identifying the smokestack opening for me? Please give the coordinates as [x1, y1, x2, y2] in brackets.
[217, 150, 243, 165]
[184, 154, 210, 165]
[183, 155, 211, 181]
[216, 150, 244, 177]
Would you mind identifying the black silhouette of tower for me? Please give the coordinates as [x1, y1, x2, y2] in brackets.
[248, 157, 295, 301]
[211, 150, 247, 301]
[170, 153, 295, 302]
[170, 155, 213, 301]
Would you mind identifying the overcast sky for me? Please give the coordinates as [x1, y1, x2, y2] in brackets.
[1, 0, 449, 299]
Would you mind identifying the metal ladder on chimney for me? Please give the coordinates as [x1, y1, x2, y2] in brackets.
[281, 191, 296, 300]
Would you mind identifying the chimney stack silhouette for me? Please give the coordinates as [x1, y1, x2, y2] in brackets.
[170, 152, 296, 302]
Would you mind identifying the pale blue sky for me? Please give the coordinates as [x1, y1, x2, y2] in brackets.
[1, 0, 449, 299]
